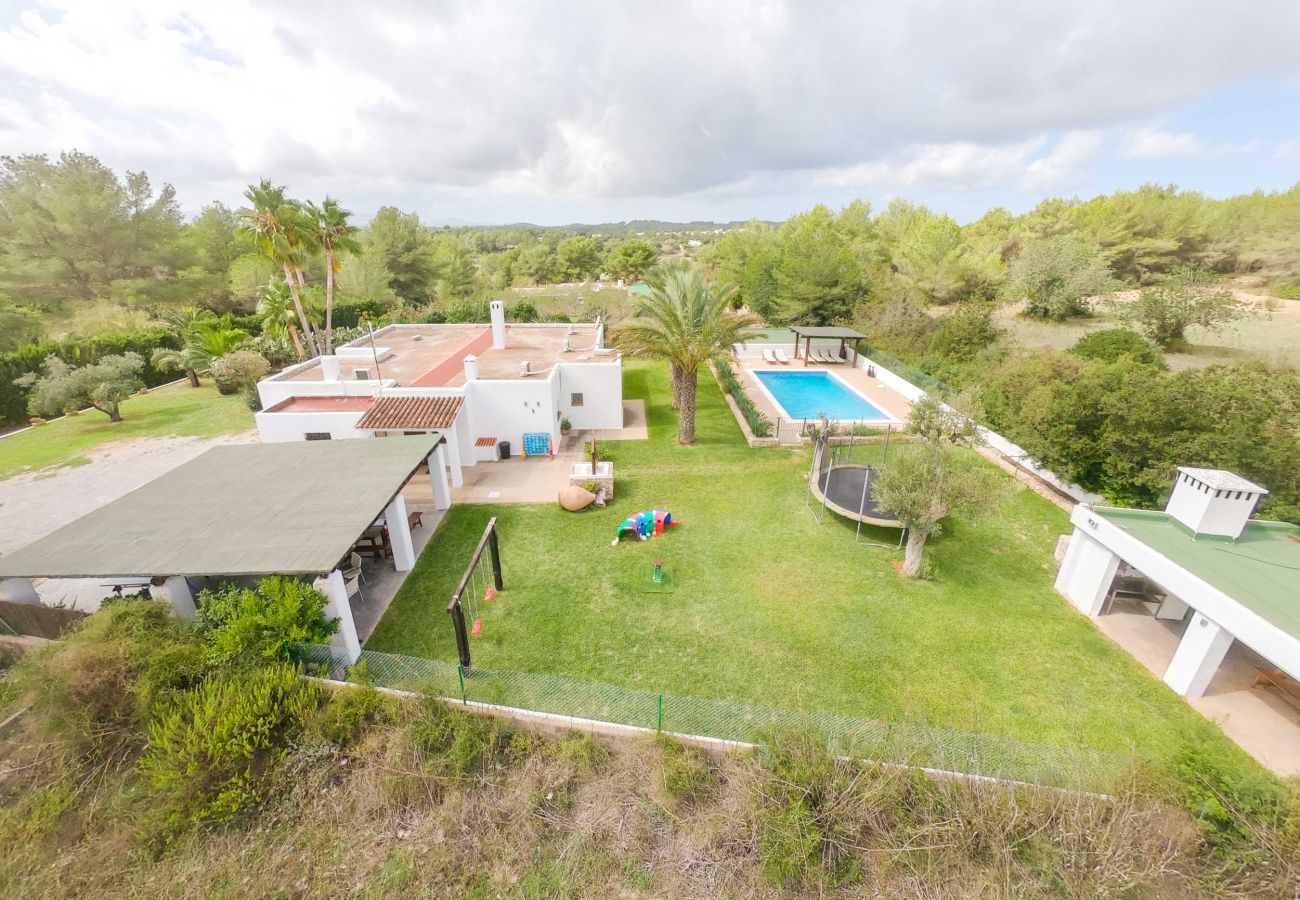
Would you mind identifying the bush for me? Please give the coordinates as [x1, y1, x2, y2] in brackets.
[1069, 328, 1165, 367]
[715, 357, 772, 436]
[142, 663, 319, 833]
[9, 599, 205, 753]
[313, 682, 394, 748]
[927, 303, 1003, 362]
[507, 300, 540, 323]
[210, 349, 271, 394]
[196, 576, 338, 665]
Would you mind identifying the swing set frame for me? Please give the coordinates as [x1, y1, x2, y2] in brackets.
[446, 516, 504, 671]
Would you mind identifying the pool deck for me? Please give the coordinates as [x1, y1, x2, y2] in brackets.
[738, 363, 914, 425]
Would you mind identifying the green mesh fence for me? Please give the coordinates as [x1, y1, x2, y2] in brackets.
[291, 643, 1127, 791]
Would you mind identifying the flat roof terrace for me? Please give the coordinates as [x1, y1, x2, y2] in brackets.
[277, 323, 610, 388]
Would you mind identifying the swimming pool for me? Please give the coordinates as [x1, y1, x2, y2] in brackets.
[752, 370, 892, 421]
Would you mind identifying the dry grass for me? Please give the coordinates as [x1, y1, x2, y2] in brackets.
[4, 680, 1296, 899]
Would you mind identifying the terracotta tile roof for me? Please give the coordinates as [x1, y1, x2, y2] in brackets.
[356, 395, 464, 431]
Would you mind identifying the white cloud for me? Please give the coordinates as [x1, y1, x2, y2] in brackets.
[0, 0, 1298, 219]
[1123, 128, 1207, 159]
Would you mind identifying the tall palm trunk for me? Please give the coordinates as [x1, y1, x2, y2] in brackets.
[323, 248, 336, 354]
[677, 367, 698, 444]
[184, 368, 200, 388]
[282, 264, 319, 357]
[901, 528, 928, 576]
[287, 322, 306, 361]
[669, 363, 683, 410]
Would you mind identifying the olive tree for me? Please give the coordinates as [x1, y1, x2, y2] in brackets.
[1004, 235, 1114, 319]
[1123, 268, 1251, 349]
[18, 352, 144, 422]
[873, 443, 1006, 577]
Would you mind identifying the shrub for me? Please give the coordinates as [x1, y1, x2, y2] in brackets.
[507, 300, 540, 323]
[715, 357, 772, 436]
[927, 303, 1003, 362]
[1069, 327, 1165, 366]
[196, 576, 338, 665]
[313, 683, 394, 748]
[9, 599, 205, 753]
[142, 663, 319, 832]
[210, 349, 270, 394]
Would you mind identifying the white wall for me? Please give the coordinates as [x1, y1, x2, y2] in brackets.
[255, 410, 368, 443]
[463, 376, 560, 452]
[1054, 528, 1121, 615]
[559, 361, 624, 429]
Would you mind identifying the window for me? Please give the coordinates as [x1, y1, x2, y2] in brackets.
[352, 367, 372, 380]
[305, 432, 332, 441]
[570, 392, 584, 407]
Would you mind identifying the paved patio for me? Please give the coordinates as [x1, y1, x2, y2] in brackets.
[350, 479, 446, 641]
[1095, 598, 1300, 776]
[453, 400, 648, 505]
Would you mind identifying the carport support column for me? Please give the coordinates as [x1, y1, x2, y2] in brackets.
[444, 430, 464, 488]
[1163, 613, 1234, 698]
[429, 444, 453, 509]
[318, 570, 361, 664]
[1053, 528, 1121, 616]
[385, 494, 417, 571]
[164, 576, 196, 620]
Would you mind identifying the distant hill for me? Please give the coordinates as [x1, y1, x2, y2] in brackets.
[437, 219, 771, 235]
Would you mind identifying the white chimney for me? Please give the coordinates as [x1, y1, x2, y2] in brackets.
[490, 299, 507, 349]
[319, 355, 341, 381]
[463, 354, 479, 382]
[1164, 467, 1268, 540]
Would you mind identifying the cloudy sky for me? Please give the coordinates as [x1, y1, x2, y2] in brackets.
[1, 0, 1299, 225]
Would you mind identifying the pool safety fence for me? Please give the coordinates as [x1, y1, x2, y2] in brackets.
[290, 643, 1130, 793]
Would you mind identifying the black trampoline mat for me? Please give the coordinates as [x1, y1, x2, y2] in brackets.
[816, 464, 901, 525]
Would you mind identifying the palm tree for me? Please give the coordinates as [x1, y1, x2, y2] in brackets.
[306, 197, 361, 354]
[239, 180, 320, 357]
[610, 265, 757, 444]
[257, 279, 307, 360]
[160, 306, 218, 386]
[151, 320, 250, 382]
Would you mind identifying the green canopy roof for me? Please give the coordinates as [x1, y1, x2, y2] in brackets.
[0, 435, 439, 579]
[1094, 507, 1300, 641]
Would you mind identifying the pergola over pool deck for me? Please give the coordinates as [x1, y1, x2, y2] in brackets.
[789, 326, 867, 365]
[0, 434, 452, 662]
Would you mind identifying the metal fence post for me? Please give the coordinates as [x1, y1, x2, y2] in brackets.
[657, 693, 663, 732]
[457, 664, 466, 704]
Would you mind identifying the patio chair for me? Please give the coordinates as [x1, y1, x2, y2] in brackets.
[774, 349, 791, 364]
[762, 348, 779, 364]
[344, 569, 364, 603]
[342, 551, 365, 584]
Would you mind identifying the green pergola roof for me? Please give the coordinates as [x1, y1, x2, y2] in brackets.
[1094, 507, 1300, 641]
[0, 435, 439, 579]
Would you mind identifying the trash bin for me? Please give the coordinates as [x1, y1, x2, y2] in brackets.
[498, 440, 511, 460]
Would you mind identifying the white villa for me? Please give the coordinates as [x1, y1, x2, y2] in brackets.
[254, 300, 624, 487]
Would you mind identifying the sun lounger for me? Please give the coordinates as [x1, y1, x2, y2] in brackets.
[762, 348, 779, 364]
[774, 349, 791, 364]
[815, 350, 837, 363]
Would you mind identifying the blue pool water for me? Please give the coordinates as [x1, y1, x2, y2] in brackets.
[754, 370, 890, 420]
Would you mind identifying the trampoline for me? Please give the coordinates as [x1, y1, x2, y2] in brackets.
[810, 463, 900, 528]
[805, 417, 905, 544]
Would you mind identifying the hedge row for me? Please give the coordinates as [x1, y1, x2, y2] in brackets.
[0, 328, 181, 426]
[715, 358, 772, 437]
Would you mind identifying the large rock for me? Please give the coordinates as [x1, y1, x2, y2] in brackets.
[558, 484, 596, 512]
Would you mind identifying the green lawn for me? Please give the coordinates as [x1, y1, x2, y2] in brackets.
[0, 382, 254, 481]
[367, 360, 1259, 776]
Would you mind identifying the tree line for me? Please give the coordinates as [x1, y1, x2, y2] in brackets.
[0, 152, 676, 351]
